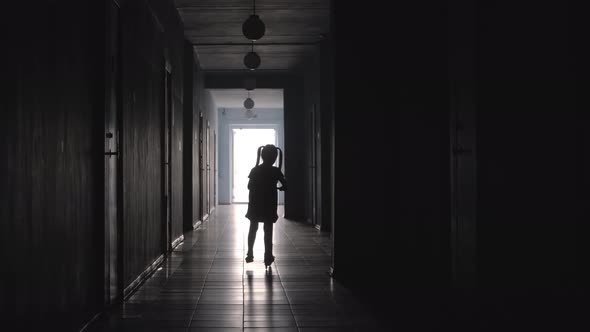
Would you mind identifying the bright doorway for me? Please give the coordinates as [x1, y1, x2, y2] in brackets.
[232, 128, 277, 203]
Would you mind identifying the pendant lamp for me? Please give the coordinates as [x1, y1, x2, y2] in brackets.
[242, 0, 265, 41]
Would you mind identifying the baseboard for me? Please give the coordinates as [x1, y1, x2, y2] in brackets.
[203, 213, 209, 221]
[123, 254, 165, 300]
[284, 214, 307, 222]
[79, 312, 103, 332]
[193, 219, 202, 229]
[171, 234, 184, 249]
[315, 224, 322, 230]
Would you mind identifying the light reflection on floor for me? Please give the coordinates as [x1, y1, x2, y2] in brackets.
[90, 205, 385, 331]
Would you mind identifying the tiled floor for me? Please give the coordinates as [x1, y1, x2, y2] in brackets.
[91, 205, 385, 332]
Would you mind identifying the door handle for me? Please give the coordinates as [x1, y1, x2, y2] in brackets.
[105, 133, 119, 158]
[452, 146, 473, 155]
[104, 149, 119, 158]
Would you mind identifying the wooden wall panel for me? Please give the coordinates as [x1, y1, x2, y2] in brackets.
[1, 1, 104, 330]
[193, 70, 204, 224]
[575, 6, 590, 290]
[183, 42, 196, 230]
[120, 1, 164, 286]
[169, 27, 185, 243]
[319, 38, 333, 232]
[199, 90, 216, 216]
[332, 1, 451, 329]
[474, 7, 577, 325]
[149, 0, 186, 242]
[120, 0, 187, 286]
[1, 0, 189, 329]
[301, 50, 319, 224]
[283, 78, 307, 220]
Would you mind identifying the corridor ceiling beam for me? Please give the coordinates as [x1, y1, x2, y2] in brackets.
[175, 0, 330, 70]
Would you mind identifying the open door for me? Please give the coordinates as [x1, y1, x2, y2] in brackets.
[231, 128, 277, 203]
[104, 0, 122, 304]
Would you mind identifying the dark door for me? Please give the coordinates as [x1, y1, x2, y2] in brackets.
[206, 122, 211, 214]
[450, 96, 477, 288]
[314, 104, 322, 230]
[162, 66, 172, 253]
[309, 104, 319, 227]
[198, 112, 204, 220]
[449, 0, 477, 287]
[213, 130, 217, 208]
[104, 0, 122, 304]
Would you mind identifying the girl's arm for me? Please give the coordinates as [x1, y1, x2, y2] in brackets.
[277, 174, 287, 191]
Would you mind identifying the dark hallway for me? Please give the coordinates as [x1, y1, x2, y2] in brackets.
[1, 0, 588, 331]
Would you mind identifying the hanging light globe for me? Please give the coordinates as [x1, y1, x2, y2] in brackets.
[244, 97, 255, 109]
[244, 51, 261, 70]
[242, 14, 266, 41]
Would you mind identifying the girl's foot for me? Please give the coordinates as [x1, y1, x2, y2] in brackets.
[264, 255, 275, 267]
[245, 254, 254, 263]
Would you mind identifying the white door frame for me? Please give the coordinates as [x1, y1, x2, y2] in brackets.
[229, 124, 283, 204]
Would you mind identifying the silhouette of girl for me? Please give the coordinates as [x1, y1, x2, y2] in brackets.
[245, 144, 287, 267]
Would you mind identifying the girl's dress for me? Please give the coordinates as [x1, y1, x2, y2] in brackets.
[245, 164, 284, 223]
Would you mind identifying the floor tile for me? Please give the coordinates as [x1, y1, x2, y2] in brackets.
[90, 205, 382, 331]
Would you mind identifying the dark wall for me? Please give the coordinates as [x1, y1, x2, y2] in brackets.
[120, 1, 163, 286]
[120, 0, 185, 286]
[186, 61, 217, 225]
[575, 4, 590, 292]
[298, 40, 334, 231]
[183, 41, 196, 230]
[297, 42, 334, 231]
[154, 0, 186, 244]
[332, 1, 452, 329]
[319, 38, 334, 232]
[193, 68, 204, 223]
[300, 49, 320, 224]
[474, 2, 580, 327]
[199, 87, 218, 216]
[1, 1, 104, 330]
[333, 0, 583, 329]
[283, 78, 308, 220]
[332, 0, 450, 276]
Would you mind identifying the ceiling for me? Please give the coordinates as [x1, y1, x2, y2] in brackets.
[209, 89, 284, 108]
[174, 0, 330, 71]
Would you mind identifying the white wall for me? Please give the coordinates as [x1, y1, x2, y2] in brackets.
[218, 107, 285, 204]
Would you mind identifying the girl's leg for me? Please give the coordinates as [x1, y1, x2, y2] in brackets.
[247, 220, 258, 259]
[263, 222, 274, 263]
